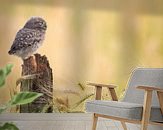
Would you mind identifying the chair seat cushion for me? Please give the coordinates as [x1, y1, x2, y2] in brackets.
[86, 100, 163, 122]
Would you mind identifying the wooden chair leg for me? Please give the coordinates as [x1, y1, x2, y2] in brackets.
[121, 121, 127, 130]
[141, 90, 152, 130]
[92, 113, 98, 130]
[157, 91, 163, 114]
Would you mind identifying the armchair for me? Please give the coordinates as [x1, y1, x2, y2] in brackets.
[86, 68, 163, 130]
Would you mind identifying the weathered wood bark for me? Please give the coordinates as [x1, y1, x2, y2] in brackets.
[20, 53, 53, 113]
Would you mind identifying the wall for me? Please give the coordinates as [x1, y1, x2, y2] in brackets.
[0, 0, 163, 112]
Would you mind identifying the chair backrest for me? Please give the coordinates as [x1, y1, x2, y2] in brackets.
[123, 68, 163, 106]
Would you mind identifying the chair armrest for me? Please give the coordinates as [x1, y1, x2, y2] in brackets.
[87, 82, 118, 101]
[87, 82, 117, 88]
[137, 86, 163, 92]
[137, 86, 163, 117]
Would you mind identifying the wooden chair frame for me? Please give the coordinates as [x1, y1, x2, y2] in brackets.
[87, 82, 163, 130]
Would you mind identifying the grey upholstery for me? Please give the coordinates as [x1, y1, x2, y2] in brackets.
[123, 68, 163, 106]
[86, 68, 163, 122]
[86, 100, 163, 122]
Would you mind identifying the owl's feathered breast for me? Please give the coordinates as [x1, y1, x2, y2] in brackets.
[10, 28, 44, 53]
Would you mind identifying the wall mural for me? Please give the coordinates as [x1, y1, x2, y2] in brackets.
[0, 0, 163, 113]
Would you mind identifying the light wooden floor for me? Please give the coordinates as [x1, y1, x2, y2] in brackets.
[0, 113, 141, 130]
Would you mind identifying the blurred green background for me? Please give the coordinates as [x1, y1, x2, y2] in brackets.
[1, 0, 163, 112]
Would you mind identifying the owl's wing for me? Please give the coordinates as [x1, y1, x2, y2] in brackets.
[9, 28, 41, 53]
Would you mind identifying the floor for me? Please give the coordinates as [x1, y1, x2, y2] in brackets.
[0, 113, 146, 130]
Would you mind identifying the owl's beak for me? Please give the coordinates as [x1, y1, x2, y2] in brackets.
[44, 24, 47, 30]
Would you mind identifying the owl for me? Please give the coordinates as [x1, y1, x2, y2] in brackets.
[8, 17, 47, 59]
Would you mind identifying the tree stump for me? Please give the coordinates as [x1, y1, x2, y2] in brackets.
[20, 53, 53, 113]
